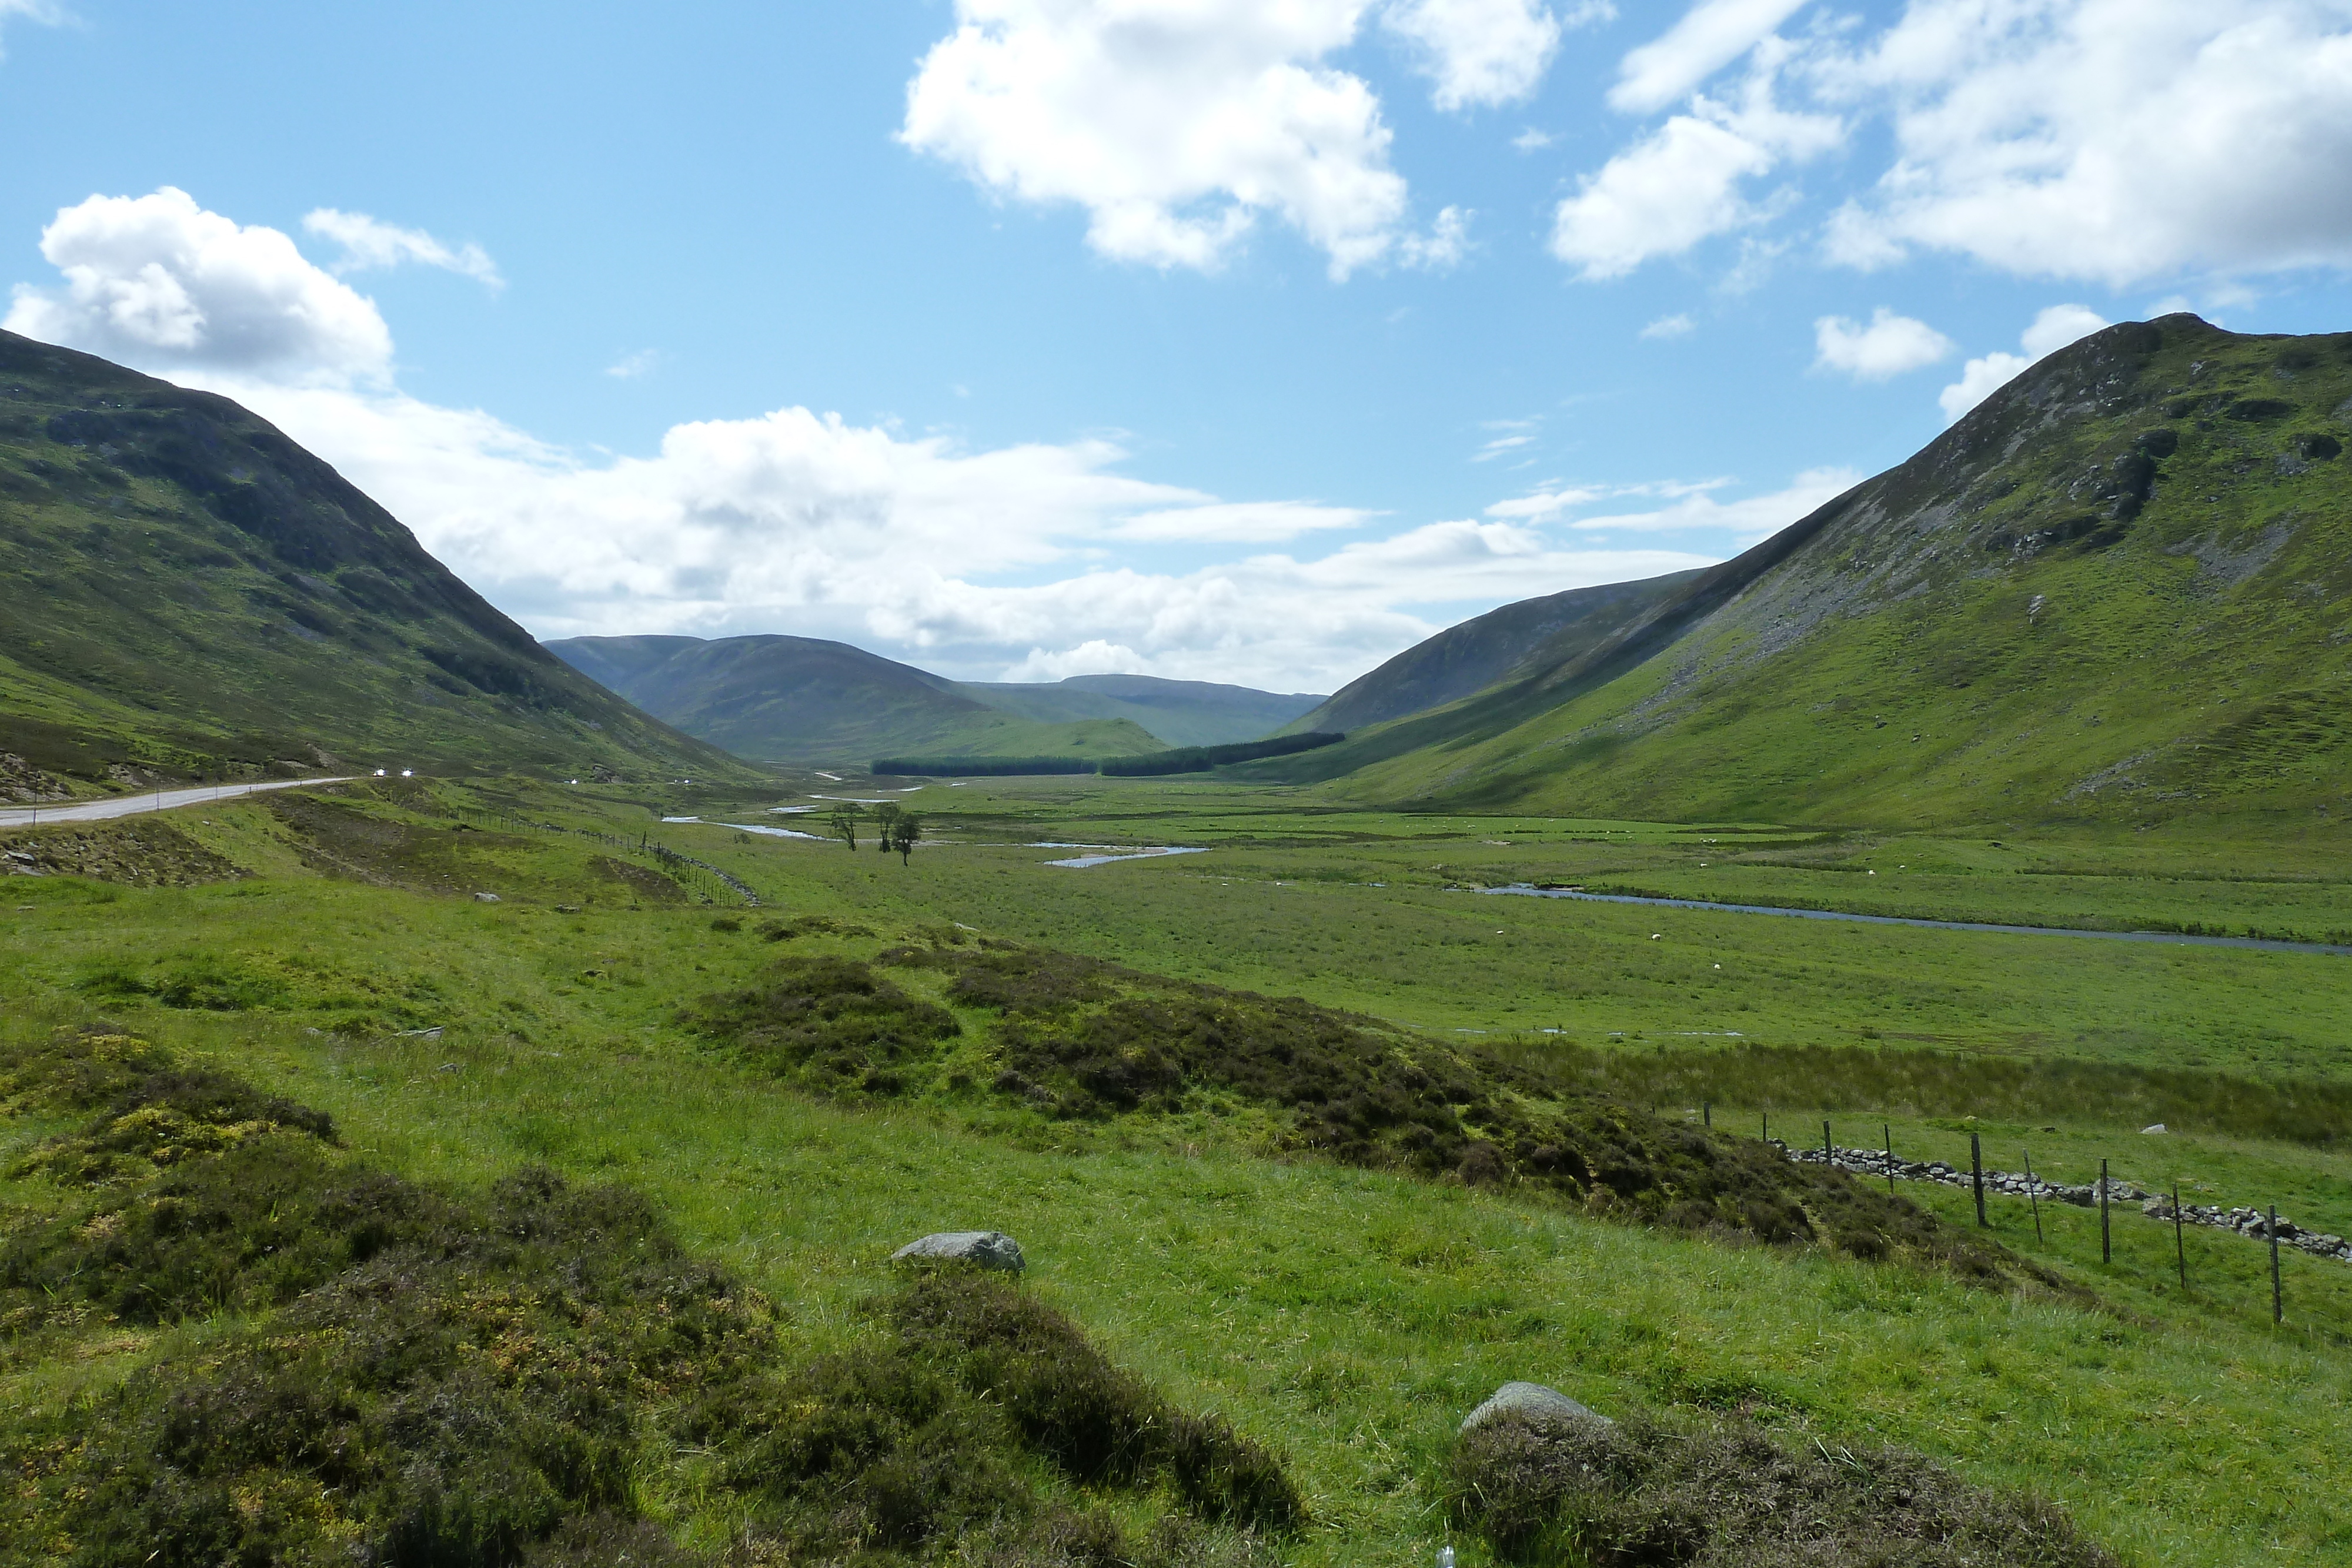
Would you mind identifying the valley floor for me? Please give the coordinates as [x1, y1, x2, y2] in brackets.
[4, 774, 2350, 1564]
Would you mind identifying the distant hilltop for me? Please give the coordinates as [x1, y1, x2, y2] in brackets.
[543, 633, 1324, 767]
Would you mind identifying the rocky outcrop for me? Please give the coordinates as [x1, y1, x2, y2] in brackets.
[0, 820, 240, 886]
[0, 754, 72, 804]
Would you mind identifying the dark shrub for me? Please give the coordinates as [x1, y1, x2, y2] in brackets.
[687, 955, 960, 1096]
[1449, 1409, 2121, 1567]
[888, 1270, 1304, 1533]
[755, 914, 876, 942]
[0, 1025, 165, 1113]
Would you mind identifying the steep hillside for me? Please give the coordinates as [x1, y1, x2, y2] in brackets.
[1268, 316, 2352, 826]
[1291, 570, 1700, 734]
[0, 331, 747, 788]
[544, 633, 1163, 763]
[954, 672, 1324, 746]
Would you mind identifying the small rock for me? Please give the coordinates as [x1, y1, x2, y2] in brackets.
[473, 892, 502, 903]
[1461, 1382, 1613, 1434]
[2141, 1123, 2168, 1134]
[892, 1231, 1025, 1272]
[399, 1026, 445, 1039]
[436, 1062, 460, 1074]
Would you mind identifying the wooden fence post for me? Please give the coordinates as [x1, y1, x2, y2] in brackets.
[2099, 1159, 2111, 1265]
[1823, 1121, 1833, 1163]
[2173, 1181, 2186, 1292]
[2024, 1150, 2042, 1243]
[1970, 1132, 1986, 1228]
[2271, 1206, 2284, 1325]
[1883, 1125, 1895, 1194]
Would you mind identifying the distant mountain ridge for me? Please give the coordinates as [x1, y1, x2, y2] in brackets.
[543, 634, 1318, 764]
[1289, 571, 1702, 735]
[1258, 315, 2352, 827]
[0, 330, 747, 787]
[954, 671, 1322, 747]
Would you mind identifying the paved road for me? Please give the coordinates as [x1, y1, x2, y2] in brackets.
[0, 777, 359, 830]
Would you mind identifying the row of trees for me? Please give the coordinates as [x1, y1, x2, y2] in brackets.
[824, 801, 923, 864]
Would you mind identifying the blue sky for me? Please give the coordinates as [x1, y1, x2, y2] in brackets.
[5, 0, 2350, 691]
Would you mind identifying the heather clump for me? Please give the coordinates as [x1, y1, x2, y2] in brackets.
[0, 1029, 1297, 1567]
[1449, 1407, 2122, 1568]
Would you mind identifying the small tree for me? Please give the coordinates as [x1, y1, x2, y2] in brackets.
[825, 803, 863, 851]
[871, 801, 902, 852]
[891, 811, 923, 866]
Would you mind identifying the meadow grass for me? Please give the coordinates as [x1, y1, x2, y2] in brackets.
[619, 785, 2352, 1086]
[6, 778, 2352, 1563]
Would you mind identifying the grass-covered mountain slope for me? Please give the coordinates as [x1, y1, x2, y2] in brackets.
[1272, 316, 2352, 827]
[549, 634, 1319, 758]
[954, 672, 1324, 748]
[1290, 570, 1700, 735]
[0, 331, 746, 789]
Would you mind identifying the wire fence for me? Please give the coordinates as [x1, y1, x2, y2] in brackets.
[1743, 1111, 2343, 1326]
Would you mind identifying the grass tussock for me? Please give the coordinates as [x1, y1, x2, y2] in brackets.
[699, 945, 2057, 1288]
[1449, 1409, 2120, 1568]
[0, 1028, 1296, 1568]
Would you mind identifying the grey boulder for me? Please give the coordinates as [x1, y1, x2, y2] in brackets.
[893, 1231, 1025, 1272]
[1461, 1382, 1613, 1434]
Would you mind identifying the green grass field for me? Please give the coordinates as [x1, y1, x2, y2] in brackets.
[5, 774, 2351, 1564]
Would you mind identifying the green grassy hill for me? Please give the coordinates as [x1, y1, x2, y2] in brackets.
[953, 672, 1324, 747]
[1267, 317, 2352, 827]
[1288, 570, 1699, 735]
[545, 633, 1172, 764]
[0, 331, 751, 790]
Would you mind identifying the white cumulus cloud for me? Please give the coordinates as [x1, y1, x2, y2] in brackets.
[1561, 0, 2352, 289]
[5, 188, 392, 385]
[1610, 0, 1809, 114]
[1560, 465, 1860, 541]
[900, 0, 1413, 279]
[1640, 312, 1696, 339]
[1937, 303, 2109, 422]
[1811, 306, 1953, 380]
[302, 209, 502, 289]
[1822, 0, 2352, 285]
[6, 188, 1730, 691]
[1398, 205, 1473, 269]
[1382, 0, 1569, 111]
[999, 640, 1152, 681]
[1111, 500, 1375, 543]
[1550, 63, 1839, 280]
